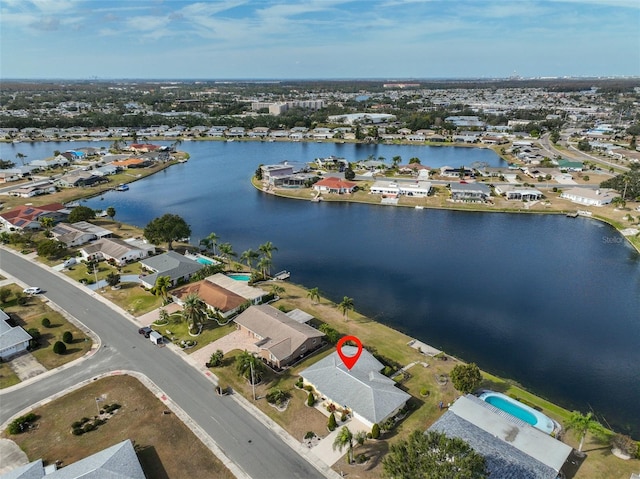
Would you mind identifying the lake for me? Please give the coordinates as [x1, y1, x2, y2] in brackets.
[3, 139, 639, 437]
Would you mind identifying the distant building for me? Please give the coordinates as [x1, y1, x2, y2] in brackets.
[560, 188, 619, 206]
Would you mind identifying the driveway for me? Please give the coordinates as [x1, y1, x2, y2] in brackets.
[190, 328, 259, 367]
[310, 415, 370, 466]
[7, 352, 47, 381]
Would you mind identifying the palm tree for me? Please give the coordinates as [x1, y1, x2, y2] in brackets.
[157, 307, 171, 324]
[339, 296, 354, 320]
[199, 232, 219, 255]
[218, 242, 236, 265]
[307, 287, 320, 304]
[270, 284, 284, 298]
[39, 216, 54, 235]
[240, 248, 260, 270]
[182, 293, 207, 335]
[332, 426, 354, 464]
[106, 206, 116, 221]
[392, 155, 402, 168]
[15, 153, 27, 166]
[152, 275, 172, 304]
[565, 411, 606, 453]
[235, 350, 266, 385]
[256, 256, 272, 278]
[258, 241, 278, 261]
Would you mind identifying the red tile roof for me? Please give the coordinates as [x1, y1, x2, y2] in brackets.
[314, 177, 357, 189]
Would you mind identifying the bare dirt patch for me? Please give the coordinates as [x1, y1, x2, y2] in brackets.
[1, 375, 234, 479]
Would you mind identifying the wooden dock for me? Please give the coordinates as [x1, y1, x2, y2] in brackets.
[273, 270, 291, 280]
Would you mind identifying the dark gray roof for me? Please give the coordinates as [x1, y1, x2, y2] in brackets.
[428, 395, 572, 479]
[140, 251, 203, 284]
[0, 440, 144, 479]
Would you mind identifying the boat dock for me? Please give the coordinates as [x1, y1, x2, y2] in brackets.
[407, 338, 442, 357]
[273, 270, 291, 280]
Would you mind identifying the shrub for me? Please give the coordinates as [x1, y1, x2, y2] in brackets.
[41, 317, 51, 328]
[27, 328, 40, 339]
[295, 377, 304, 388]
[307, 391, 315, 407]
[611, 434, 638, 456]
[0, 288, 11, 303]
[71, 421, 83, 429]
[83, 423, 97, 433]
[266, 389, 290, 407]
[304, 384, 313, 392]
[16, 293, 28, 306]
[208, 349, 224, 367]
[53, 341, 66, 354]
[327, 412, 337, 431]
[341, 412, 347, 422]
[304, 431, 316, 440]
[7, 414, 38, 435]
[72, 428, 84, 436]
[62, 331, 73, 344]
[371, 423, 380, 439]
[355, 453, 368, 464]
[420, 387, 430, 396]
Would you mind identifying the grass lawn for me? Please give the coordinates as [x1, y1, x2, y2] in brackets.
[162, 318, 236, 353]
[99, 282, 162, 316]
[0, 285, 91, 373]
[1, 375, 234, 479]
[0, 363, 20, 389]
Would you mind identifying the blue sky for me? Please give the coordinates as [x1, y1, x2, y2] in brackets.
[1, 0, 638, 80]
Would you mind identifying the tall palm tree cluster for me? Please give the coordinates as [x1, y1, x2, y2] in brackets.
[199, 232, 278, 280]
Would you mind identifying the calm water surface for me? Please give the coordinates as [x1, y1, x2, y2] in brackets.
[3, 140, 639, 436]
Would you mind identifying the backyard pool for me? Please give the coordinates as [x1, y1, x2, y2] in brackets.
[478, 391, 555, 434]
[197, 256, 215, 266]
[227, 273, 251, 281]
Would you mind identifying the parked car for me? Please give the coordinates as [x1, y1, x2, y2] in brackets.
[138, 326, 152, 338]
[23, 287, 42, 295]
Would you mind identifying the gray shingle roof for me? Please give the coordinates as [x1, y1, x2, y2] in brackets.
[0, 440, 145, 479]
[300, 346, 411, 426]
[139, 251, 203, 286]
[428, 395, 573, 479]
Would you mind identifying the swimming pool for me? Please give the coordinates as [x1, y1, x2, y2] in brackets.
[478, 391, 555, 434]
[227, 273, 251, 281]
[197, 257, 215, 266]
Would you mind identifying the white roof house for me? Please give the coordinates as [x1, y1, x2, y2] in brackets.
[560, 188, 619, 206]
[429, 395, 573, 479]
[370, 180, 432, 197]
[300, 346, 411, 428]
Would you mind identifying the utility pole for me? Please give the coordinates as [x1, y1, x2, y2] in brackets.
[250, 359, 256, 401]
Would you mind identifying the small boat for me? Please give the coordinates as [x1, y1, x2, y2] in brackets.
[115, 184, 129, 191]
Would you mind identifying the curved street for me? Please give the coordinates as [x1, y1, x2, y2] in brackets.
[0, 248, 330, 479]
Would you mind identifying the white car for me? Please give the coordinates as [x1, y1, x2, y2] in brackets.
[23, 287, 42, 295]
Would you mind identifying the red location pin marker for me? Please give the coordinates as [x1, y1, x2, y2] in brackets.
[336, 335, 363, 370]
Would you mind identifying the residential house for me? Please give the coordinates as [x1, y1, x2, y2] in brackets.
[0, 203, 67, 231]
[428, 395, 573, 479]
[29, 155, 69, 169]
[1, 439, 145, 479]
[9, 185, 48, 198]
[139, 251, 203, 289]
[313, 177, 358, 194]
[129, 143, 160, 153]
[449, 183, 492, 202]
[172, 280, 247, 319]
[52, 221, 112, 247]
[494, 185, 544, 201]
[300, 346, 411, 429]
[560, 188, 619, 206]
[260, 164, 295, 184]
[55, 171, 104, 188]
[439, 166, 475, 178]
[60, 150, 86, 162]
[234, 305, 325, 369]
[0, 309, 32, 360]
[205, 273, 267, 305]
[80, 238, 150, 266]
[370, 180, 432, 197]
[397, 164, 430, 176]
[111, 158, 152, 169]
[0, 170, 22, 183]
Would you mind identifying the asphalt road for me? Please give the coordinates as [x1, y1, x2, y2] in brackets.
[0, 249, 326, 479]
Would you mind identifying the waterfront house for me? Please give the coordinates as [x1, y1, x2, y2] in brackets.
[9, 185, 48, 198]
[560, 188, 619, 206]
[139, 251, 203, 289]
[370, 180, 432, 197]
[30, 156, 70, 169]
[428, 395, 572, 479]
[397, 164, 430, 176]
[111, 158, 152, 169]
[449, 183, 492, 202]
[260, 164, 294, 184]
[55, 171, 104, 188]
[494, 185, 544, 201]
[205, 273, 267, 305]
[172, 280, 247, 319]
[313, 177, 358, 194]
[0, 309, 32, 360]
[234, 305, 325, 369]
[300, 346, 411, 429]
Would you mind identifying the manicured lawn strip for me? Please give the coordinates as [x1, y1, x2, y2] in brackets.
[167, 320, 236, 353]
[1, 375, 234, 479]
[1, 284, 91, 372]
[0, 363, 20, 389]
[99, 283, 162, 316]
